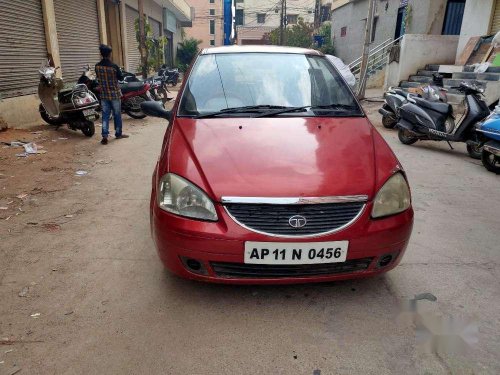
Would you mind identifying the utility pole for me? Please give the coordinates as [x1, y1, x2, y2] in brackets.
[357, 0, 376, 100]
[138, 0, 147, 78]
[279, 0, 284, 45]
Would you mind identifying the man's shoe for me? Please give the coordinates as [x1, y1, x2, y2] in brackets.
[115, 134, 129, 139]
[101, 137, 108, 145]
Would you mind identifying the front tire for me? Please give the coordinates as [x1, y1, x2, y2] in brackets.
[481, 150, 500, 174]
[466, 143, 482, 160]
[398, 128, 418, 145]
[382, 114, 397, 129]
[125, 96, 147, 119]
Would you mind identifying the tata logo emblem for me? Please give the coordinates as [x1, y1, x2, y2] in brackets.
[289, 215, 307, 228]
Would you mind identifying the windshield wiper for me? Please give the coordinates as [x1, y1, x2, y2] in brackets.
[194, 105, 292, 119]
[255, 103, 361, 117]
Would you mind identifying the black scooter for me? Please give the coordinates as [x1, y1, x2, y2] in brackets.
[396, 82, 490, 159]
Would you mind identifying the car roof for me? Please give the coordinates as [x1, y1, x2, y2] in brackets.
[200, 45, 324, 56]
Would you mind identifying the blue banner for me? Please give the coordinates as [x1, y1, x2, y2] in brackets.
[223, 0, 233, 45]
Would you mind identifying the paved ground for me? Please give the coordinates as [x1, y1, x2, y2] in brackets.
[0, 100, 499, 375]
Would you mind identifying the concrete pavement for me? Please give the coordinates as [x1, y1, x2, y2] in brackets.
[0, 106, 499, 374]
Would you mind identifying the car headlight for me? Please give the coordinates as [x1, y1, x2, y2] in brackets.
[157, 173, 218, 221]
[372, 173, 411, 219]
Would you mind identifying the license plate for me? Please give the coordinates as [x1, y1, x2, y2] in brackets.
[244, 241, 348, 265]
[83, 109, 95, 116]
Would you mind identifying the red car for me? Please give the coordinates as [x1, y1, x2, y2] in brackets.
[141, 46, 413, 284]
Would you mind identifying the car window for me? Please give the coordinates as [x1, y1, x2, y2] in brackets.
[178, 53, 360, 117]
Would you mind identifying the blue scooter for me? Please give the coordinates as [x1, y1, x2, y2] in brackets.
[476, 107, 500, 174]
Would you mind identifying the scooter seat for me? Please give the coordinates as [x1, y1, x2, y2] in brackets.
[120, 82, 145, 94]
[413, 97, 451, 114]
[391, 88, 407, 96]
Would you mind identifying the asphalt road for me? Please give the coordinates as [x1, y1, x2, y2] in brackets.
[1, 105, 499, 375]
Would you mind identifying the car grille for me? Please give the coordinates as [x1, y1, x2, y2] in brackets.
[211, 258, 373, 278]
[224, 202, 365, 236]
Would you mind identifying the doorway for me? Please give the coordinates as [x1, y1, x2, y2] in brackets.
[394, 7, 405, 39]
[442, 0, 466, 35]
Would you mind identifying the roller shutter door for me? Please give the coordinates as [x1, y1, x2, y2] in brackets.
[491, 1, 500, 34]
[126, 6, 141, 73]
[54, 0, 101, 83]
[150, 18, 161, 39]
[0, 0, 48, 98]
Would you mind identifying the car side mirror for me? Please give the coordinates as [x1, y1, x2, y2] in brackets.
[141, 101, 171, 121]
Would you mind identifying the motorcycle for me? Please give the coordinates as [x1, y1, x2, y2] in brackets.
[396, 82, 490, 159]
[475, 107, 500, 174]
[78, 65, 152, 119]
[379, 85, 448, 129]
[38, 61, 99, 137]
[158, 65, 179, 86]
[121, 69, 173, 105]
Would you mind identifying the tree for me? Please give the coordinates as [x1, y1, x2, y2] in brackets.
[267, 18, 314, 48]
[134, 18, 168, 75]
[176, 38, 202, 72]
[316, 22, 335, 55]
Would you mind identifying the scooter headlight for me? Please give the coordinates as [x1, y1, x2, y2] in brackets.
[157, 173, 218, 221]
[372, 173, 411, 219]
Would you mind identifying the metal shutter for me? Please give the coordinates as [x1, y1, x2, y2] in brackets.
[0, 0, 48, 98]
[54, 0, 101, 84]
[491, 0, 500, 34]
[126, 6, 141, 73]
[150, 18, 161, 39]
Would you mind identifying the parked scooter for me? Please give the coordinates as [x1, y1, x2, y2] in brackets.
[158, 65, 179, 86]
[379, 85, 448, 129]
[476, 107, 500, 173]
[78, 65, 152, 119]
[396, 82, 490, 159]
[38, 61, 99, 137]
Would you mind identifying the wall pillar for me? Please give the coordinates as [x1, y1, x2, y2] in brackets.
[120, 1, 130, 70]
[40, 0, 62, 78]
[97, 0, 108, 45]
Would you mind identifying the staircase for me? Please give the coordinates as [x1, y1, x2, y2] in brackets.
[349, 37, 403, 80]
[398, 64, 500, 106]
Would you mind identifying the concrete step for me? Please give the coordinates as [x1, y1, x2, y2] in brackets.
[417, 70, 453, 78]
[452, 72, 500, 81]
[409, 75, 433, 83]
[443, 78, 489, 88]
[463, 65, 500, 73]
[425, 64, 441, 71]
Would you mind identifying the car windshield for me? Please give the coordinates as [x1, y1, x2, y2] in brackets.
[178, 52, 362, 117]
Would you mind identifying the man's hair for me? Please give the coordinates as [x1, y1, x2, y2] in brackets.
[99, 44, 112, 58]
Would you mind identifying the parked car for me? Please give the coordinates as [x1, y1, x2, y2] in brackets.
[141, 46, 414, 284]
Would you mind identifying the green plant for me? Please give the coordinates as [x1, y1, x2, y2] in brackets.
[135, 18, 168, 75]
[268, 18, 314, 48]
[176, 38, 202, 72]
[317, 22, 335, 55]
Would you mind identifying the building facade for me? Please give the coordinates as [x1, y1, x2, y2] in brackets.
[183, 0, 224, 48]
[330, 0, 500, 64]
[0, 0, 192, 128]
[235, 0, 316, 45]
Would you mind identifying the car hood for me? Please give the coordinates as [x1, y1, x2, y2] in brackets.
[167, 117, 378, 201]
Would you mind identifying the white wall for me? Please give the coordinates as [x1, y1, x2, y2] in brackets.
[456, 0, 495, 61]
[385, 34, 459, 89]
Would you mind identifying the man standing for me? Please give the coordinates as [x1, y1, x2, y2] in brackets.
[95, 44, 129, 145]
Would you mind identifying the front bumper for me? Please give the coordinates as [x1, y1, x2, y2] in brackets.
[150, 198, 414, 284]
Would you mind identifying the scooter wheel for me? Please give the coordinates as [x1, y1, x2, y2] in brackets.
[481, 150, 500, 174]
[382, 115, 397, 129]
[466, 144, 482, 160]
[398, 128, 418, 145]
[81, 121, 95, 137]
